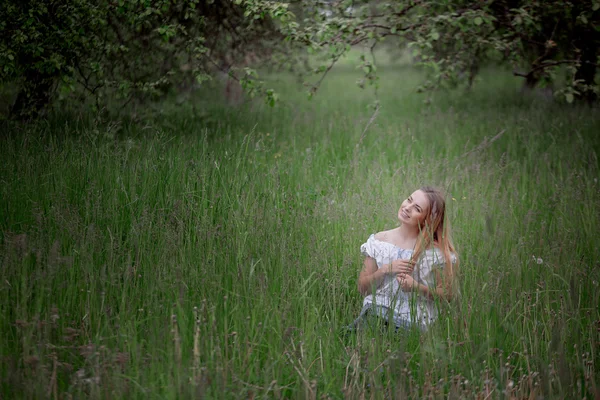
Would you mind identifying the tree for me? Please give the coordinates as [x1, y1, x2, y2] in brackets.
[296, 0, 600, 104]
[0, 0, 296, 119]
[2, 0, 599, 120]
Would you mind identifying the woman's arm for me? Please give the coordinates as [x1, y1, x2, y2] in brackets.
[359, 258, 416, 296]
[398, 269, 455, 301]
[358, 257, 386, 296]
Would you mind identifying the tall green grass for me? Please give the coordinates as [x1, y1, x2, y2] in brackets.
[1, 64, 599, 399]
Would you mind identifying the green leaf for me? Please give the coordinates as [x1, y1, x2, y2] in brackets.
[474, 17, 483, 26]
[593, 2, 600, 11]
[580, 15, 588, 24]
[565, 93, 574, 103]
[431, 31, 440, 41]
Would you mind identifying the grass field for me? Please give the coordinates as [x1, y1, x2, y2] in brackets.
[1, 57, 599, 399]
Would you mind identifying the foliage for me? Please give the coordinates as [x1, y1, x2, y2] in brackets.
[297, 0, 600, 103]
[1, 0, 599, 119]
[0, 0, 296, 119]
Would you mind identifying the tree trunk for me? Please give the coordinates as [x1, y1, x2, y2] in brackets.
[524, 73, 540, 89]
[574, 40, 598, 104]
[10, 73, 55, 120]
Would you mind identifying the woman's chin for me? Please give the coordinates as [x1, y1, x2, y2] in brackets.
[399, 218, 416, 227]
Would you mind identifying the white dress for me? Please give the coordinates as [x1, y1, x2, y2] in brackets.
[360, 234, 456, 328]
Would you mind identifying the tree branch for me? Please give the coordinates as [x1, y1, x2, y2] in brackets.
[513, 59, 598, 79]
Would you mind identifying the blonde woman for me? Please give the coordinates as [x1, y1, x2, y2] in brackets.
[350, 186, 458, 332]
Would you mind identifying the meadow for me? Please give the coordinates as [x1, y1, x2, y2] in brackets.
[1, 55, 599, 399]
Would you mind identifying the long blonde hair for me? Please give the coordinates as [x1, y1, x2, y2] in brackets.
[411, 186, 458, 283]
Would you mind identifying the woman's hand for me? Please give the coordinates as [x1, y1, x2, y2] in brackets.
[384, 259, 415, 276]
[397, 273, 417, 292]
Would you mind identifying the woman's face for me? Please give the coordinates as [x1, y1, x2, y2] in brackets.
[398, 190, 430, 227]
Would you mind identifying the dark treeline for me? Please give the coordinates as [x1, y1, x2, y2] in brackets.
[1, 0, 598, 120]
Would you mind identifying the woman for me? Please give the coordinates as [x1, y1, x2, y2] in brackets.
[351, 186, 458, 331]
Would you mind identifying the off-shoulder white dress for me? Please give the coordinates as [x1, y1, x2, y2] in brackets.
[357, 234, 456, 329]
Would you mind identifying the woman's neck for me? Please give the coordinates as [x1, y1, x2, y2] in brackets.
[396, 224, 419, 241]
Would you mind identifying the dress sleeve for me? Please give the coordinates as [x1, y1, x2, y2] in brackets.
[360, 234, 378, 258]
[435, 251, 457, 269]
[426, 249, 457, 270]
[419, 250, 457, 287]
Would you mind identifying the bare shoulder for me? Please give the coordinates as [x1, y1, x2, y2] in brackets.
[374, 228, 396, 242]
